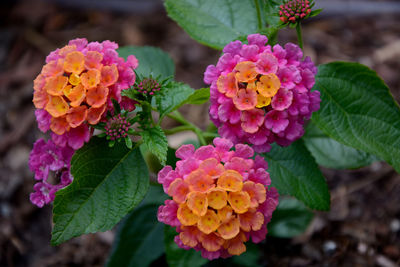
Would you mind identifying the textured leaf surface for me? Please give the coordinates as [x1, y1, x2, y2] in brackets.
[313, 62, 400, 173]
[156, 82, 194, 119]
[51, 137, 149, 245]
[140, 126, 168, 165]
[262, 141, 330, 210]
[117, 46, 175, 78]
[184, 87, 210, 105]
[268, 197, 313, 238]
[106, 204, 164, 267]
[303, 122, 378, 169]
[165, 226, 208, 267]
[165, 0, 259, 49]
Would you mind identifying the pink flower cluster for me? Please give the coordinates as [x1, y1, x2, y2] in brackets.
[279, 0, 312, 24]
[134, 78, 161, 96]
[157, 138, 279, 260]
[34, 38, 138, 150]
[29, 138, 74, 207]
[105, 113, 131, 140]
[204, 34, 320, 153]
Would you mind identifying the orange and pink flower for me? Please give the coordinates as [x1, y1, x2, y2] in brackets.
[157, 138, 279, 260]
[33, 38, 138, 150]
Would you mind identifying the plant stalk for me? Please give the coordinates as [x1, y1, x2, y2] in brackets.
[167, 111, 207, 146]
[296, 22, 304, 49]
[254, 0, 263, 30]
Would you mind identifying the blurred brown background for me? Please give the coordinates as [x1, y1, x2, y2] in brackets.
[0, 0, 399, 266]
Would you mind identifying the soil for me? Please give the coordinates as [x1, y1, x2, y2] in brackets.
[0, 0, 399, 266]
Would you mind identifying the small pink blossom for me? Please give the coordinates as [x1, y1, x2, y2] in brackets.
[233, 89, 257, 110]
[265, 110, 289, 133]
[241, 109, 265, 133]
[256, 52, 279, 75]
[218, 100, 241, 124]
[66, 125, 90, 150]
[35, 109, 51, 133]
[30, 182, 57, 208]
[271, 89, 293, 111]
[278, 65, 301, 89]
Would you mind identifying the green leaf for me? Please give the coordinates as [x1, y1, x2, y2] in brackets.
[125, 137, 133, 149]
[140, 126, 168, 165]
[166, 147, 179, 168]
[140, 184, 168, 206]
[303, 122, 378, 169]
[261, 140, 330, 211]
[309, 8, 322, 18]
[184, 87, 210, 105]
[117, 46, 175, 79]
[51, 137, 149, 245]
[111, 98, 121, 114]
[312, 62, 400, 173]
[165, 0, 259, 50]
[156, 82, 194, 120]
[263, 0, 283, 27]
[268, 197, 314, 238]
[165, 225, 208, 267]
[106, 204, 164, 267]
[231, 243, 261, 267]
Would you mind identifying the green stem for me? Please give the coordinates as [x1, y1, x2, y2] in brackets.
[167, 111, 207, 146]
[164, 125, 218, 140]
[296, 22, 303, 49]
[167, 111, 188, 125]
[164, 125, 194, 135]
[254, 0, 263, 30]
[203, 132, 219, 138]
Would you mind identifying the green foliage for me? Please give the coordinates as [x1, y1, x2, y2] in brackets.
[184, 87, 210, 105]
[165, 225, 208, 267]
[268, 197, 314, 238]
[117, 46, 175, 79]
[140, 184, 169, 206]
[303, 122, 378, 169]
[140, 126, 169, 165]
[313, 62, 400, 173]
[309, 8, 323, 17]
[165, 0, 259, 50]
[262, 140, 330, 211]
[155, 82, 195, 120]
[263, 0, 283, 27]
[106, 204, 164, 267]
[231, 243, 261, 267]
[51, 137, 149, 245]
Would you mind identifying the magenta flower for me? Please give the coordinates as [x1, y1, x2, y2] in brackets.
[271, 89, 293, 111]
[241, 109, 265, 134]
[265, 110, 289, 134]
[204, 34, 320, 151]
[29, 138, 75, 207]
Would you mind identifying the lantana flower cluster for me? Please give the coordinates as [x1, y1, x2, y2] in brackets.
[204, 34, 320, 152]
[157, 138, 279, 260]
[29, 38, 138, 207]
[33, 38, 138, 149]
